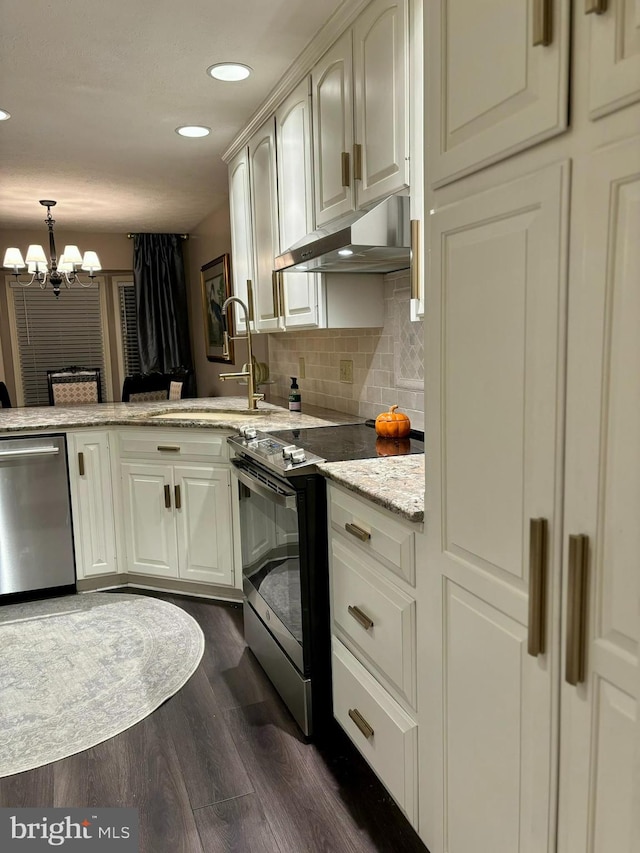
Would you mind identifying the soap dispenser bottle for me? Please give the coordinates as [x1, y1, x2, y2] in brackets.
[288, 377, 301, 412]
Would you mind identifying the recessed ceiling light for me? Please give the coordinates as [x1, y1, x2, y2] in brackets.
[0, 109, 11, 121]
[207, 63, 252, 82]
[175, 125, 211, 138]
[338, 249, 354, 256]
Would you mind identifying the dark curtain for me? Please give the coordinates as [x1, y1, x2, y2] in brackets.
[133, 234, 193, 387]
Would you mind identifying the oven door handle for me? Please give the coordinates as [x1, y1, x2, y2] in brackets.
[231, 459, 298, 509]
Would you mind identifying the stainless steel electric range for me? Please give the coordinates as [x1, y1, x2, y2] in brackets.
[227, 422, 424, 736]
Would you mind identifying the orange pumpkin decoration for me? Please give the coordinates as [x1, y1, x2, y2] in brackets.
[376, 437, 411, 456]
[375, 404, 411, 438]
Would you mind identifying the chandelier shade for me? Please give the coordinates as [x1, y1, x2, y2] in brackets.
[3, 201, 101, 297]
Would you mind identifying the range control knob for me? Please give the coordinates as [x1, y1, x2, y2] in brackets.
[291, 448, 306, 464]
[282, 444, 297, 460]
[242, 426, 258, 440]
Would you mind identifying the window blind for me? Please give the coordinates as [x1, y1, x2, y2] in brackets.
[11, 283, 107, 406]
[118, 281, 141, 376]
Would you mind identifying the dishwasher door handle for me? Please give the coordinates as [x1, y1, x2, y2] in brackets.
[0, 446, 60, 460]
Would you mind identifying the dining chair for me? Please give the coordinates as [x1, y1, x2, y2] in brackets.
[47, 367, 102, 406]
[121, 372, 169, 403]
[0, 381, 12, 408]
[166, 366, 192, 400]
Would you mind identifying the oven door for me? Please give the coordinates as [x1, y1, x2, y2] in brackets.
[231, 457, 305, 673]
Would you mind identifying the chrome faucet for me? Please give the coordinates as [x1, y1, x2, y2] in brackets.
[218, 296, 264, 410]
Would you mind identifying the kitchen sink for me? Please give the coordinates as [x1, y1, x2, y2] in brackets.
[145, 409, 266, 421]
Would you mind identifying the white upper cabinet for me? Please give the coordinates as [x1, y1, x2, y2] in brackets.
[353, 0, 409, 207]
[586, 0, 640, 119]
[228, 146, 253, 334]
[248, 118, 280, 332]
[427, 0, 570, 187]
[312, 29, 355, 225]
[275, 78, 321, 329]
[313, 0, 409, 226]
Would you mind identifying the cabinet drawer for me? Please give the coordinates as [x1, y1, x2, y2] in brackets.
[331, 537, 416, 706]
[329, 485, 415, 585]
[332, 637, 417, 825]
[118, 429, 228, 461]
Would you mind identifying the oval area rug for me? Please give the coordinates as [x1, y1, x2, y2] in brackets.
[0, 593, 204, 777]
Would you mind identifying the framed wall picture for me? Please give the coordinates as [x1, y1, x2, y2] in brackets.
[200, 254, 233, 363]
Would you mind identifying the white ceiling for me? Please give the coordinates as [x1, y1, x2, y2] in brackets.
[0, 0, 344, 233]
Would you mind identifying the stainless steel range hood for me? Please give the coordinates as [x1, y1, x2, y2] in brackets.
[274, 195, 410, 274]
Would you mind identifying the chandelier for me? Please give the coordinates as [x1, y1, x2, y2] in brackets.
[3, 200, 102, 298]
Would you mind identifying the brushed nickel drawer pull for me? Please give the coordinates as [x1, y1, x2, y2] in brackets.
[585, 0, 607, 13]
[533, 0, 553, 46]
[348, 604, 374, 631]
[157, 445, 180, 452]
[345, 522, 370, 542]
[527, 518, 548, 657]
[341, 151, 351, 188]
[164, 484, 172, 509]
[349, 708, 374, 739]
[566, 534, 589, 686]
[353, 143, 362, 181]
[410, 219, 421, 301]
[78, 451, 85, 476]
[174, 484, 181, 510]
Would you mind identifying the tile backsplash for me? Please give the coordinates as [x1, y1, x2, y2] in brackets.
[266, 271, 424, 430]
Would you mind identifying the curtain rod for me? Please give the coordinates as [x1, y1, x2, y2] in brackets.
[127, 233, 189, 240]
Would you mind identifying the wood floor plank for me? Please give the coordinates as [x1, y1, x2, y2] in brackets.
[194, 793, 283, 853]
[53, 713, 204, 853]
[157, 666, 254, 810]
[0, 764, 54, 807]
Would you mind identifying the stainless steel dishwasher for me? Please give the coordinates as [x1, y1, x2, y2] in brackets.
[0, 434, 76, 597]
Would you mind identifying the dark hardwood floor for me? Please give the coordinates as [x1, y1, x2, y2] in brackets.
[0, 592, 429, 853]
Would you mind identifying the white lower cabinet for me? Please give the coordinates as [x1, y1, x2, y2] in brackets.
[328, 482, 419, 828]
[120, 461, 233, 586]
[67, 430, 118, 580]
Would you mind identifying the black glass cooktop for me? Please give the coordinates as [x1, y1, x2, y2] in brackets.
[268, 421, 424, 463]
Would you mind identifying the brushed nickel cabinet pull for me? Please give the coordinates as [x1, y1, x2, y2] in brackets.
[278, 272, 285, 321]
[341, 151, 351, 188]
[164, 484, 172, 509]
[78, 451, 85, 476]
[353, 143, 362, 181]
[566, 534, 589, 686]
[345, 522, 370, 542]
[157, 445, 180, 452]
[410, 219, 421, 301]
[348, 604, 374, 631]
[527, 518, 548, 656]
[349, 708, 374, 739]
[174, 484, 181, 510]
[247, 280, 255, 323]
[585, 0, 607, 13]
[533, 0, 553, 46]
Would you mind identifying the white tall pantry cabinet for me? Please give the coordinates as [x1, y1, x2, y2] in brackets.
[421, 3, 639, 853]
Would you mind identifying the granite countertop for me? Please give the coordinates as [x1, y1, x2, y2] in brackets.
[0, 396, 361, 434]
[318, 454, 425, 523]
[0, 396, 424, 522]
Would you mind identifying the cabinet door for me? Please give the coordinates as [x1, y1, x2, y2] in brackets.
[275, 77, 320, 329]
[353, 0, 409, 207]
[312, 29, 355, 226]
[558, 135, 640, 853]
[174, 465, 234, 586]
[249, 119, 280, 332]
[587, 0, 640, 119]
[421, 163, 569, 853]
[120, 462, 178, 577]
[426, 0, 570, 187]
[68, 431, 117, 579]
[228, 146, 253, 334]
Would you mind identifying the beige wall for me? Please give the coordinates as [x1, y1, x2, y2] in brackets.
[184, 203, 268, 398]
